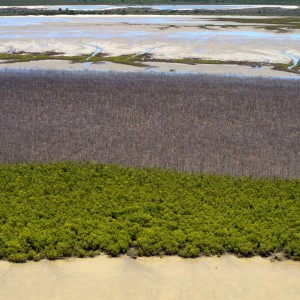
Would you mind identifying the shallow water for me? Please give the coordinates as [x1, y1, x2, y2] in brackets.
[0, 255, 299, 300]
[1, 16, 299, 42]
[83, 43, 102, 68]
[0, 15, 220, 26]
[283, 52, 300, 70]
[167, 30, 300, 41]
[0, 16, 72, 26]
[3, 4, 298, 11]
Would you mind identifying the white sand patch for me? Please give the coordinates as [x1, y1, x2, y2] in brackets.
[0, 255, 299, 300]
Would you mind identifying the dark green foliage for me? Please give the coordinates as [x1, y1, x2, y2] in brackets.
[1, 1, 300, 18]
[0, 162, 299, 262]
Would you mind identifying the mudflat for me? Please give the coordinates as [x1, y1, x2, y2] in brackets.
[0, 255, 299, 300]
[0, 15, 299, 62]
[0, 15, 299, 76]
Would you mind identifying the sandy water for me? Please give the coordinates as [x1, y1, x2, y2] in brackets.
[0, 255, 299, 300]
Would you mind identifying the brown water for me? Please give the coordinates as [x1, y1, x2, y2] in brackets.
[0, 255, 299, 300]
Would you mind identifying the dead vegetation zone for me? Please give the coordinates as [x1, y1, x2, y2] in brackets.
[0, 71, 299, 178]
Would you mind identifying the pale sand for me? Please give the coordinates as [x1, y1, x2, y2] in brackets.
[1, 59, 299, 78]
[0, 15, 299, 63]
[0, 255, 299, 300]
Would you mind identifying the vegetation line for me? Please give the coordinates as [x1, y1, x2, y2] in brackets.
[0, 162, 299, 263]
[1, 7, 300, 17]
[0, 52, 299, 73]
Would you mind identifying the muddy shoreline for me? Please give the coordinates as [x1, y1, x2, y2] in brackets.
[1, 59, 299, 77]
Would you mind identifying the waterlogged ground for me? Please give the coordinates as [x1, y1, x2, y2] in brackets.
[0, 15, 299, 62]
[0, 255, 299, 300]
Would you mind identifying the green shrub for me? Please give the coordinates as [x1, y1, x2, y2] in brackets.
[0, 163, 299, 262]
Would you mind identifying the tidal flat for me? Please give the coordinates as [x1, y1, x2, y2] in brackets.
[0, 15, 299, 76]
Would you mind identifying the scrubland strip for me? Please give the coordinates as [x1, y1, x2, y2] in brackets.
[0, 162, 299, 262]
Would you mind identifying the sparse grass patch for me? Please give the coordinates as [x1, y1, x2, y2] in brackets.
[0, 52, 89, 63]
[0, 52, 149, 67]
[1, 52, 299, 74]
[273, 60, 300, 73]
[150, 57, 259, 67]
[94, 54, 148, 67]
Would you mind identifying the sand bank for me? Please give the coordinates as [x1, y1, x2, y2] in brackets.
[0, 255, 299, 300]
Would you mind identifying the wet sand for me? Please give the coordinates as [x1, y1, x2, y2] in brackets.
[0, 255, 299, 300]
[0, 15, 299, 64]
[1, 15, 299, 76]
